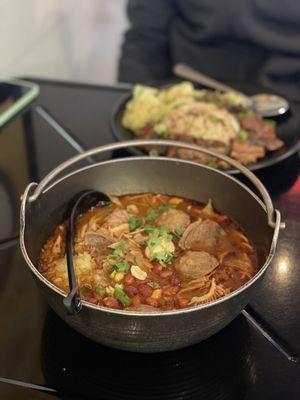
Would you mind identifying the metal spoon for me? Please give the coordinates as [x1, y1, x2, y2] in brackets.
[174, 64, 289, 117]
[64, 190, 111, 315]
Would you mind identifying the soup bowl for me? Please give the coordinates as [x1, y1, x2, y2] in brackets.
[20, 140, 284, 352]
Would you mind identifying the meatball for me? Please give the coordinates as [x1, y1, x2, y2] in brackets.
[179, 219, 225, 251]
[175, 250, 219, 280]
[157, 209, 190, 232]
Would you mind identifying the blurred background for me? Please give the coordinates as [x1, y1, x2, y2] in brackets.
[0, 0, 127, 84]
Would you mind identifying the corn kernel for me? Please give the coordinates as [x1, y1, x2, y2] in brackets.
[169, 197, 183, 205]
[151, 289, 162, 299]
[114, 272, 125, 283]
[105, 285, 115, 296]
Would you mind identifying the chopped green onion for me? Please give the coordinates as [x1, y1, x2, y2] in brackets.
[143, 223, 156, 233]
[154, 123, 168, 136]
[95, 286, 106, 296]
[110, 270, 117, 279]
[146, 226, 174, 264]
[207, 161, 219, 169]
[115, 261, 130, 272]
[145, 209, 158, 222]
[149, 149, 159, 157]
[159, 225, 170, 234]
[114, 242, 127, 255]
[128, 216, 142, 231]
[209, 115, 221, 123]
[114, 285, 132, 306]
[159, 204, 177, 212]
[237, 130, 248, 141]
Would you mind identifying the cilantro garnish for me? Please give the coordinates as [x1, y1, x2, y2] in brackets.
[145, 209, 158, 222]
[159, 204, 177, 212]
[128, 216, 143, 231]
[146, 226, 174, 265]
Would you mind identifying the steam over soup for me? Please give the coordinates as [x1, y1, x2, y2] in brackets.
[39, 194, 257, 311]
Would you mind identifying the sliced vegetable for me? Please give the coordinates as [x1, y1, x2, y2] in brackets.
[115, 260, 130, 272]
[207, 161, 219, 169]
[149, 149, 159, 157]
[237, 130, 248, 141]
[175, 226, 185, 237]
[209, 115, 221, 123]
[146, 226, 175, 265]
[128, 216, 143, 231]
[114, 285, 132, 306]
[112, 242, 128, 257]
[145, 209, 158, 222]
[95, 286, 106, 296]
[159, 204, 177, 212]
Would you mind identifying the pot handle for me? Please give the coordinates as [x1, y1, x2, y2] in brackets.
[27, 139, 285, 230]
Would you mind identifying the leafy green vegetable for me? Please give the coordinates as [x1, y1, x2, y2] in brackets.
[128, 216, 143, 231]
[159, 204, 177, 212]
[154, 123, 168, 136]
[207, 161, 219, 169]
[149, 149, 159, 157]
[175, 226, 185, 237]
[146, 226, 174, 265]
[114, 242, 127, 256]
[143, 223, 157, 233]
[114, 285, 132, 306]
[209, 115, 221, 123]
[237, 130, 248, 141]
[145, 209, 158, 222]
[115, 261, 130, 273]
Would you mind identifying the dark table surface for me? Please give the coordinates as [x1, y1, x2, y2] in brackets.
[0, 78, 299, 400]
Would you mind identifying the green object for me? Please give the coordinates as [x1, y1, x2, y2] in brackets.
[114, 285, 132, 306]
[175, 226, 185, 236]
[159, 204, 177, 212]
[154, 123, 167, 135]
[209, 115, 221, 123]
[146, 226, 174, 264]
[95, 286, 106, 296]
[128, 216, 143, 231]
[0, 79, 39, 129]
[237, 130, 248, 141]
[145, 209, 158, 222]
[149, 149, 159, 157]
[115, 261, 130, 272]
[207, 161, 219, 169]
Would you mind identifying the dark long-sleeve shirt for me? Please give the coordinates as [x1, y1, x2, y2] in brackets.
[118, 0, 300, 101]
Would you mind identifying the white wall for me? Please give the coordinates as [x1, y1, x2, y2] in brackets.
[0, 0, 128, 84]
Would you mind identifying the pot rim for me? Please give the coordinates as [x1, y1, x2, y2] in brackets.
[20, 156, 281, 317]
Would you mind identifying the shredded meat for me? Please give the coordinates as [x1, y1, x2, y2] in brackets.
[175, 250, 219, 279]
[179, 219, 225, 252]
[101, 209, 130, 238]
[230, 139, 265, 164]
[84, 232, 113, 247]
[125, 248, 153, 272]
[157, 209, 191, 232]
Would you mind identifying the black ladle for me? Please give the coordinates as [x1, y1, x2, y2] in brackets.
[63, 190, 111, 315]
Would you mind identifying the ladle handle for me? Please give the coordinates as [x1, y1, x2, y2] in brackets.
[26, 139, 284, 229]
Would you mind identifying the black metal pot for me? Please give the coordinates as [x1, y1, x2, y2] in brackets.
[20, 140, 284, 352]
